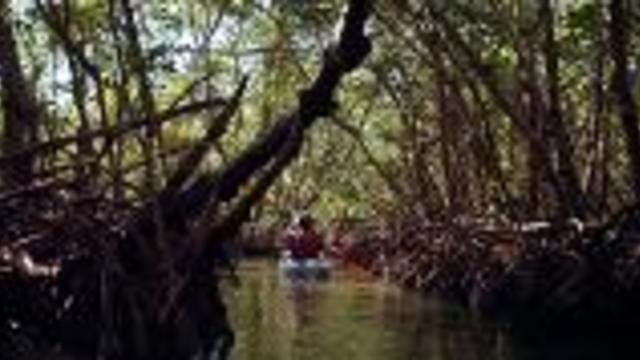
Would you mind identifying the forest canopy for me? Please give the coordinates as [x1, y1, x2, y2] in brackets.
[2, 0, 639, 226]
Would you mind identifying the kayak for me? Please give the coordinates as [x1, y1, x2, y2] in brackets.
[278, 251, 332, 280]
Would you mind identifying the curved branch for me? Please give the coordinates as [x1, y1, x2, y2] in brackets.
[0, 97, 228, 168]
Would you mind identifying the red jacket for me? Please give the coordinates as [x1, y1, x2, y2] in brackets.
[285, 228, 323, 259]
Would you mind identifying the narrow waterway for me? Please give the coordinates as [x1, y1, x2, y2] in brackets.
[225, 260, 628, 360]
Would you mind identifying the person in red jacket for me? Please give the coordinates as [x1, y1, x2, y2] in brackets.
[283, 214, 324, 260]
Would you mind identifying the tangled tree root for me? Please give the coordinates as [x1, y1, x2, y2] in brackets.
[347, 207, 640, 335]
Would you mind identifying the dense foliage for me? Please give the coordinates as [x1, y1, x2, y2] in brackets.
[1, 0, 640, 357]
[2, 0, 639, 224]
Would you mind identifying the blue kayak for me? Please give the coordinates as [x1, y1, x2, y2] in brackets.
[278, 252, 332, 280]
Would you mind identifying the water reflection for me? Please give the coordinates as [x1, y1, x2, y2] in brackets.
[225, 260, 632, 360]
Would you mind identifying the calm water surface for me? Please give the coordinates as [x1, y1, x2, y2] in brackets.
[225, 260, 631, 360]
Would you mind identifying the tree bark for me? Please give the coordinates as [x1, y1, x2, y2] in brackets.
[0, 0, 39, 187]
[540, 0, 586, 217]
[609, 0, 640, 200]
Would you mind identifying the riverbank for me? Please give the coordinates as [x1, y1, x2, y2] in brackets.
[344, 206, 640, 336]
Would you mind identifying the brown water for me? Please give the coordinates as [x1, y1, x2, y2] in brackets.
[225, 260, 629, 360]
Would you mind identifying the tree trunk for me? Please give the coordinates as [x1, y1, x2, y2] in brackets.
[540, 0, 586, 218]
[609, 0, 640, 200]
[0, 0, 39, 187]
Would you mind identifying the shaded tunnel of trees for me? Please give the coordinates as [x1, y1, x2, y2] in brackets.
[0, 0, 371, 358]
[1, 0, 640, 358]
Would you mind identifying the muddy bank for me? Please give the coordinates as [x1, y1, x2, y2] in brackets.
[345, 206, 640, 335]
